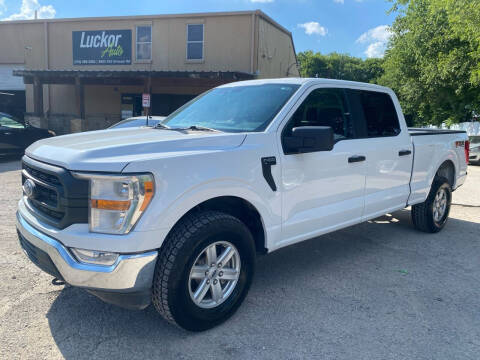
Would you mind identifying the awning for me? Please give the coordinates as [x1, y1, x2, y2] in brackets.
[13, 69, 254, 85]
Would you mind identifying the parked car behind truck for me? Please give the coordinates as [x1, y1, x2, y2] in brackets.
[0, 112, 54, 157]
[16, 78, 468, 331]
[468, 135, 480, 164]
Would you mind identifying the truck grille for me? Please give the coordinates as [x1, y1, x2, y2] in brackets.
[23, 164, 61, 186]
[23, 164, 62, 215]
[22, 156, 89, 229]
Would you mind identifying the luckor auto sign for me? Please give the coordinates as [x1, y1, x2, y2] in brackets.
[72, 29, 132, 65]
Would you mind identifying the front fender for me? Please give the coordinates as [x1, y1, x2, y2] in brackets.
[136, 178, 281, 250]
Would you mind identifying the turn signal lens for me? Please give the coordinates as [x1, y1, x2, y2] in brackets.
[91, 199, 131, 211]
[140, 181, 154, 211]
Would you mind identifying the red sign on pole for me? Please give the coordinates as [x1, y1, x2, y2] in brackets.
[142, 93, 151, 108]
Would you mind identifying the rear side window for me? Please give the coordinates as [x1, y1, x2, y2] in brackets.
[359, 91, 400, 137]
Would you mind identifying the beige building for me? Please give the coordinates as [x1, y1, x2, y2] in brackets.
[0, 10, 299, 134]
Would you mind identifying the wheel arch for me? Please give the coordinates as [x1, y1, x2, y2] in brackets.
[435, 159, 455, 187]
[161, 196, 268, 254]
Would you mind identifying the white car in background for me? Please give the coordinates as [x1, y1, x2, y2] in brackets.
[109, 116, 166, 129]
[468, 136, 480, 164]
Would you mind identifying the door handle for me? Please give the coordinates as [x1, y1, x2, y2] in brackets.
[3, 132, 12, 135]
[348, 155, 366, 163]
[399, 150, 412, 156]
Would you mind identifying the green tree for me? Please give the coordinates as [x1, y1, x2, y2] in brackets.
[297, 51, 384, 84]
[379, 0, 480, 126]
[432, 0, 480, 85]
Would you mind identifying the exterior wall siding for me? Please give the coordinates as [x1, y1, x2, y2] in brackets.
[257, 17, 299, 78]
[0, 22, 46, 67]
[44, 14, 252, 72]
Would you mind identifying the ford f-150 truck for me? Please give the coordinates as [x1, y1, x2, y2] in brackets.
[16, 79, 469, 331]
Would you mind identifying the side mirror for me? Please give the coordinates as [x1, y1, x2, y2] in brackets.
[283, 126, 334, 154]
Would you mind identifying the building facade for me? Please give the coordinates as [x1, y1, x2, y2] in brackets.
[0, 10, 298, 133]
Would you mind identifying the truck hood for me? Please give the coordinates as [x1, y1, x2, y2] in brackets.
[26, 128, 247, 172]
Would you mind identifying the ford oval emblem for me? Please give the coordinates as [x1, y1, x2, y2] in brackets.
[23, 179, 36, 199]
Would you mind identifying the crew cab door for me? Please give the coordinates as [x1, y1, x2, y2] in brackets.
[277, 87, 367, 247]
[347, 90, 413, 219]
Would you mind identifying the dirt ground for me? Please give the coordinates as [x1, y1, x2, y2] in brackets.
[0, 159, 479, 360]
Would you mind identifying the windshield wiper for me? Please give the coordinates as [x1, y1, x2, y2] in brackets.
[184, 125, 221, 132]
[154, 123, 221, 133]
[154, 123, 172, 130]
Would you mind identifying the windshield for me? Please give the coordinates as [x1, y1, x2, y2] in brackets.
[470, 136, 480, 145]
[161, 84, 300, 132]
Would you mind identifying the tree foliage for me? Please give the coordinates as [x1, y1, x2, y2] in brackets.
[297, 51, 384, 84]
[379, 0, 480, 126]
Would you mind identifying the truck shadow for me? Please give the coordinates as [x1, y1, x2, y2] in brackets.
[45, 209, 480, 359]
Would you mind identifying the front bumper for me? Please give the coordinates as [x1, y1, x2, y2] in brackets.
[16, 211, 158, 309]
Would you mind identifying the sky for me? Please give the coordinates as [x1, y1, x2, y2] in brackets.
[0, 0, 396, 58]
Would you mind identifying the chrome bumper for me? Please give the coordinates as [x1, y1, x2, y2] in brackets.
[16, 212, 158, 292]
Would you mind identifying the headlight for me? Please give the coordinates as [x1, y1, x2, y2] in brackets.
[73, 173, 154, 234]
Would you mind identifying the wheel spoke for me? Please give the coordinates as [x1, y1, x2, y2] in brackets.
[217, 246, 235, 266]
[210, 282, 223, 303]
[220, 268, 239, 280]
[188, 241, 241, 309]
[206, 244, 217, 265]
[191, 265, 208, 279]
[193, 279, 210, 302]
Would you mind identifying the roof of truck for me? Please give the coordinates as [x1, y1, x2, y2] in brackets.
[219, 78, 392, 92]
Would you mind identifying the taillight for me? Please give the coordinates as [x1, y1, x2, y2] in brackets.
[465, 140, 470, 164]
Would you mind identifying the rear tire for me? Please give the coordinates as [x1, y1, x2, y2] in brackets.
[411, 176, 452, 233]
[152, 210, 256, 331]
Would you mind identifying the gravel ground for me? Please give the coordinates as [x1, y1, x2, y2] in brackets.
[0, 159, 479, 360]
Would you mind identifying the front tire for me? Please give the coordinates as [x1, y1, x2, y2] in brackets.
[152, 210, 256, 331]
[411, 176, 452, 233]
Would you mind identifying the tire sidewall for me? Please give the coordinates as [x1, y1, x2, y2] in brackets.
[167, 216, 255, 331]
[427, 179, 452, 232]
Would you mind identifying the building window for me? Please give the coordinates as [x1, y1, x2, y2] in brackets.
[136, 25, 152, 61]
[187, 24, 204, 60]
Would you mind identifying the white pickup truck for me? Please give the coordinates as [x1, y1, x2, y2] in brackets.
[16, 78, 469, 331]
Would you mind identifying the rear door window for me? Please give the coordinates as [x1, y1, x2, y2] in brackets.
[358, 91, 400, 137]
